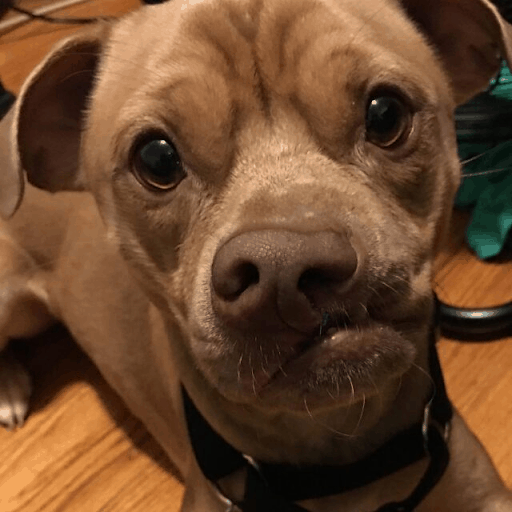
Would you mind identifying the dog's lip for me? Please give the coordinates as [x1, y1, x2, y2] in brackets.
[234, 322, 348, 391]
[253, 321, 361, 384]
[260, 327, 361, 389]
[254, 322, 414, 402]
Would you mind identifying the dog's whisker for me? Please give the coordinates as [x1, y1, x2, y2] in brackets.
[258, 343, 270, 377]
[459, 144, 512, 167]
[352, 392, 367, 436]
[367, 373, 382, 412]
[410, 361, 435, 388]
[346, 369, 356, 405]
[271, 344, 288, 377]
[260, 361, 270, 378]
[303, 397, 359, 439]
[461, 167, 512, 179]
[277, 364, 288, 377]
[459, 150, 494, 166]
[358, 302, 370, 319]
[237, 353, 244, 385]
[304, 396, 314, 420]
[380, 281, 400, 296]
[341, 307, 351, 326]
[247, 352, 257, 396]
[388, 272, 409, 285]
[391, 373, 404, 403]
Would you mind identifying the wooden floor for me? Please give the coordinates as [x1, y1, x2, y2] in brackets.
[0, 1, 511, 510]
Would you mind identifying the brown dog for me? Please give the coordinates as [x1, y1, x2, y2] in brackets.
[1, 0, 512, 510]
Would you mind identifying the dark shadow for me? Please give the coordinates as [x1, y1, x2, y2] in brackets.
[9, 326, 182, 482]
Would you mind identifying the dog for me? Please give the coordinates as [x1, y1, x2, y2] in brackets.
[1, 0, 512, 510]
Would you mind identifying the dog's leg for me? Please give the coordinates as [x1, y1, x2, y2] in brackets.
[180, 465, 235, 512]
[0, 350, 31, 430]
[0, 234, 54, 429]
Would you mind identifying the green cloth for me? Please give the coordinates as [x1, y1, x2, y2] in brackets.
[455, 62, 512, 259]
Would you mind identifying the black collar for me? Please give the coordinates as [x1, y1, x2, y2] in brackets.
[182, 308, 452, 512]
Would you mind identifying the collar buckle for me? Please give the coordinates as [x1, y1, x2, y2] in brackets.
[208, 479, 237, 512]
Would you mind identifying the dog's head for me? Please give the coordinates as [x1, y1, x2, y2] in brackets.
[3, 0, 512, 453]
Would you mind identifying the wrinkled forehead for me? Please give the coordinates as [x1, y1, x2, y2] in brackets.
[87, 0, 450, 171]
[99, 0, 447, 102]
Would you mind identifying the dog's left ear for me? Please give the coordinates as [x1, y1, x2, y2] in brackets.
[0, 109, 23, 219]
[402, 0, 512, 104]
[11, 23, 111, 204]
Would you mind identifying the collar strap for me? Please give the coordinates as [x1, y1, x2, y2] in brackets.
[183, 309, 452, 511]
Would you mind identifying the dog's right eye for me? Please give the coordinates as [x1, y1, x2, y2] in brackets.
[132, 138, 185, 191]
[365, 95, 412, 148]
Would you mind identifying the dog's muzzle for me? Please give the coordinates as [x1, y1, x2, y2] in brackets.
[182, 300, 452, 512]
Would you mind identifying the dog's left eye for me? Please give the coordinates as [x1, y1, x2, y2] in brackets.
[132, 138, 185, 191]
[365, 95, 412, 148]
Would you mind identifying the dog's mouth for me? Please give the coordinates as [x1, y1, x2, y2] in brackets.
[227, 317, 416, 410]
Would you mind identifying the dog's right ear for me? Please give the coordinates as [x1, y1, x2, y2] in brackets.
[402, 0, 512, 104]
[5, 24, 111, 217]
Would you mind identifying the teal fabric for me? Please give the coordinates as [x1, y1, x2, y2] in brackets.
[455, 62, 512, 259]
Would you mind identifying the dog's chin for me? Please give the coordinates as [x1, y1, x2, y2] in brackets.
[201, 324, 417, 414]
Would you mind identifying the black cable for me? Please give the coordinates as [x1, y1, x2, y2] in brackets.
[0, 0, 107, 28]
[438, 297, 512, 341]
[10, 4, 100, 24]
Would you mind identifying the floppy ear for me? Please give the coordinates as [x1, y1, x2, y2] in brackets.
[402, 0, 512, 104]
[0, 109, 23, 219]
[5, 23, 111, 217]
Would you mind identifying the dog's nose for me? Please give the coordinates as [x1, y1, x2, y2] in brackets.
[211, 230, 358, 335]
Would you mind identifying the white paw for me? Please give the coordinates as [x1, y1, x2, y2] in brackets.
[0, 351, 31, 430]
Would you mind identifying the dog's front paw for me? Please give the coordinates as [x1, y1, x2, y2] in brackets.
[0, 350, 31, 430]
